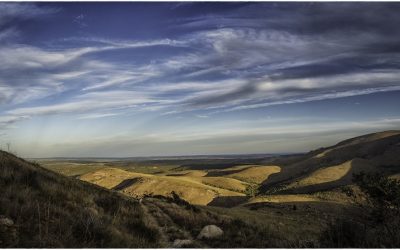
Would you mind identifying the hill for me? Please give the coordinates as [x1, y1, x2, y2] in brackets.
[1, 150, 332, 248]
[79, 167, 245, 205]
[0, 150, 159, 247]
[4, 131, 398, 247]
[260, 130, 400, 194]
[39, 130, 400, 207]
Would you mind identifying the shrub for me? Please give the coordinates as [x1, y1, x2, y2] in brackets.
[320, 172, 400, 247]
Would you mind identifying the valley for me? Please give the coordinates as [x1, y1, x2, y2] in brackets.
[39, 130, 400, 208]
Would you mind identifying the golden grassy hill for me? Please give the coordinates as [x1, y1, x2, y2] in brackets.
[224, 165, 281, 184]
[199, 176, 248, 192]
[165, 170, 207, 177]
[282, 158, 375, 193]
[39, 161, 107, 177]
[80, 168, 245, 205]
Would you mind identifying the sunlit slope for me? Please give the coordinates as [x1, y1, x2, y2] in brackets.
[80, 168, 245, 205]
[165, 169, 250, 192]
[225, 165, 281, 184]
[199, 176, 248, 192]
[282, 159, 375, 193]
[260, 130, 400, 194]
[165, 169, 250, 191]
[247, 194, 319, 203]
[165, 170, 207, 177]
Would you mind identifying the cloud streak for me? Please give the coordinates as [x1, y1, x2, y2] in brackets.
[1, 2, 400, 156]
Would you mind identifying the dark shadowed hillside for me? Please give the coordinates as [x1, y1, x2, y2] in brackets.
[0, 150, 160, 248]
[260, 130, 400, 194]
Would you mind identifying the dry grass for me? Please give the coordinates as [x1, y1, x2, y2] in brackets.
[389, 173, 400, 180]
[247, 194, 320, 203]
[40, 161, 107, 177]
[226, 165, 281, 184]
[0, 151, 160, 248]
[261, 131, 400, 194]
[282, 158, 377, 194]
[287, 161, 353, 189]
[80, 168, 244, 205]
[200, 176, 248, 192]
[165, 170, 207, 177]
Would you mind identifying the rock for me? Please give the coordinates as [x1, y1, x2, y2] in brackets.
[0, 216, 14, 226]
[0, 216, 18, 247]
[172, 239, 193, 248]
[197, 225, 223, 239]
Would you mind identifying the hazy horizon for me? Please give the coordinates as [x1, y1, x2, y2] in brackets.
[27, 152, 293, 160]
[1, 2, 400, 158]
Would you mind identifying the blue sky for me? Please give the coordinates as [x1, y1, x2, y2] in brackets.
[1, 2, 400, 157]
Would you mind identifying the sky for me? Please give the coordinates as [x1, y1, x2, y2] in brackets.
[1, 2, 400, 158]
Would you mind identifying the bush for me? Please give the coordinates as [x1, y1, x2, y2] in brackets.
[320, 172, 400, 247]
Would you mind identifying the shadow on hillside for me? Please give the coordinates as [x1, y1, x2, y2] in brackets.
[165, 173, 188, 177]
[112, 178, 140, 191]
[260, 134, 400, 193]
[205, 167, 251, 177]
[207, 196, 249, 207]
[280, 159, 375, 194]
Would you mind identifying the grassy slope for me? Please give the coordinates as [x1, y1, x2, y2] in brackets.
[224, 165, 281, 184]
[79, 167, 244, 205]
[79, 164, 283, 206]
[41, 131, 400, 207]
[0, 151, 160, 248]
[260, 131, 400, 194]
[39, 161, 107, 177]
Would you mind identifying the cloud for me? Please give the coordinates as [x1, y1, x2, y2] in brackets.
[0, 3, 59, 24]
[0, 27, 18, 41]
[56, 37, 187, 51]
[77, 112, 122, 120]
[73, 14, 88, 28]
[226, 85, 400, 113]
[2, 2, 400, 129]
[0, 37, 188, 105]
[0, 115, 28, 131]
[30, 116, 400, 157]
[0, 3, 59, 45]
[8, 90, 158, 117]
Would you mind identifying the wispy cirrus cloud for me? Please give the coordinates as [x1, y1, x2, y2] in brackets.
[8, 90, 161, 117]
[4, 3, 400, 115]
[0, 115, 29, 131]
[0, 3, 59, 24]
[2, 2, 400, 157]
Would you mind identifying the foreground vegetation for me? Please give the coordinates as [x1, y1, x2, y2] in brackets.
[0, 151, 159, 247]
[320, 172, 400, 247]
